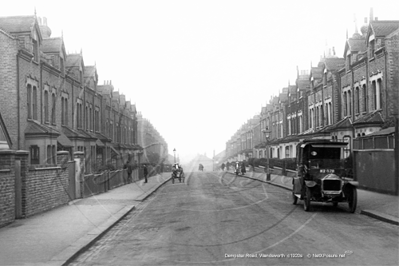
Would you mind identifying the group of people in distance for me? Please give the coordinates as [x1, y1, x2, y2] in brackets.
[220, 161, 247, 175]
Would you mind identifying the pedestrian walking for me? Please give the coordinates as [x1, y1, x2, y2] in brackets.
[241, 161, 246, 175]
[143, 164, 148, 183]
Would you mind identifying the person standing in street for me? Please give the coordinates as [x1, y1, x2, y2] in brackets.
[241, 160, 246, 175]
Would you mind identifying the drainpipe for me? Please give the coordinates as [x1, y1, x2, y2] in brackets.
[384, 49, 388, 119]
[395, 116, 399, 195]
[351, 65, 355, 141]
[16, 52, 20, 150]
[40, 62, 43, 124]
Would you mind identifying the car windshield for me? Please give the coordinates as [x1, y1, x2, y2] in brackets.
[307, 147, 342, 169]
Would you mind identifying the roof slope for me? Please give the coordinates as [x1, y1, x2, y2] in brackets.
[41, 37, 62, 53]
[0, 15, 36, 33]
[370, 21, 399, 37]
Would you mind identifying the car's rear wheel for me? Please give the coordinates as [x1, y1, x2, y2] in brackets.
[292, 192, 298, 205]
[303, 186, 311, 212]
[292, 183, 298, 205]
[347, 186, 357, 213]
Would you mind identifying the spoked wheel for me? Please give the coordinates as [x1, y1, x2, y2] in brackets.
[303, 186, 312, 212]
[347, 186, 357, 213]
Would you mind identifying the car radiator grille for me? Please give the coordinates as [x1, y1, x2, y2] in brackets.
[322, 180, 341, 191]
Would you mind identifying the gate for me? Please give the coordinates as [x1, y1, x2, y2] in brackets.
[74, 158, 83, 198]
[68, 161, 76, 200]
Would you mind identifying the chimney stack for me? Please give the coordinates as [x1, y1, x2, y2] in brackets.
[369, 8, 374, 22]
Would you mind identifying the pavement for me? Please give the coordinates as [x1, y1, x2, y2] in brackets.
[0, 169, 398, 266]
[243, 167, 399, 226]
[0, 173, 171, 266]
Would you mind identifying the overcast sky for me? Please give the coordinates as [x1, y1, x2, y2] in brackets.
[1, 1, 398, 163]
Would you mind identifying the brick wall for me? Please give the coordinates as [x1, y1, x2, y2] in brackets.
[24, 166, 69, 217]
[386, 30, 399, 117]
[0, 150, 16, 227]
[18, 53, 41, 150]
[0, 31, 18, 150]
[41, 63, 62, 126]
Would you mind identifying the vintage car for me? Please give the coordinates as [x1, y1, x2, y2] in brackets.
[292, 139, 358, 212]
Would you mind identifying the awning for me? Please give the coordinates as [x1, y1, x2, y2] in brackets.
[57, 132, 73, 147]
[96, 139, 105, 147]
[109, 145, 120, 155]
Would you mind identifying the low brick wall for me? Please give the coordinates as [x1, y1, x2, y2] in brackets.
[24, 166, 70, 217]
[0, 169, 14, 227]
[82, 172, 108, 198]
[109, 169, 126, 190]
[0, 150, 16, 227]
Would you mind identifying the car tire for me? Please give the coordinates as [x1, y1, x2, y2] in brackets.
[347, 186, 357, 213]
[292, 192, 298, 205]
[292, 183, 298, 205]
[303, 186, 311, 212]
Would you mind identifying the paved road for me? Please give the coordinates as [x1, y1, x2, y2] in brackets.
[69, 171, 399, 266]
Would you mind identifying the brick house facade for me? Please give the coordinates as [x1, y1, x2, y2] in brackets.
[0, 15, 167, 173]
[225, 11, 398, 166]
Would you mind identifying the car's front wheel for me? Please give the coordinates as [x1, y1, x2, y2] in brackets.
[347, 186, 357, 213]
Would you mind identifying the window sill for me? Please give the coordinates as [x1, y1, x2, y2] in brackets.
[0, 169, 11, 173]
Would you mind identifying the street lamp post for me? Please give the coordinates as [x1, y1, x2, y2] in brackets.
[173, 148, 176, 164]
[262, 129, 271, 181]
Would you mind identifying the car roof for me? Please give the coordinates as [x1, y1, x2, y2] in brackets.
[299, 140, 348, 148]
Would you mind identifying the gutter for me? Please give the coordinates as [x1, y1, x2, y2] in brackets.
[384, 49, 388, 118]
[16, 51, 20, 150]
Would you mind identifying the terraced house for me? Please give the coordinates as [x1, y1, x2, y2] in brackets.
[0, 15, 146, 171]
[224, 10, 399, 194]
